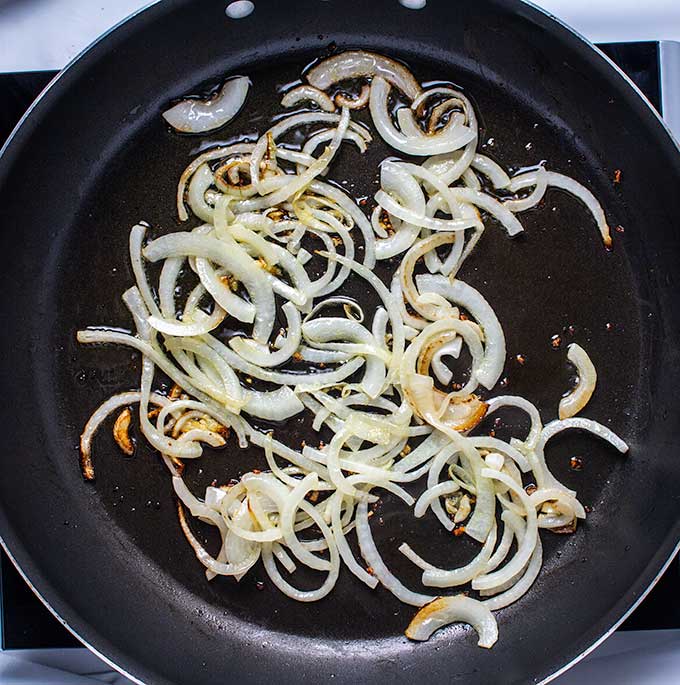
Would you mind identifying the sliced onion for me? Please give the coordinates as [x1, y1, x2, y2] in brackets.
[306, 50, 422, 100]
[281, 85, 336, 112]
[539, 417, 629, 454]
[335, 84, 370, 109]
[405, 595, 498, 647]
[143, 232, 275, 343]
[163, 76, 250, 134]
[79, 391, 171, 480]
[544, 171, 611, 247]
[370, 78, 476, 156]
[559, 343, 597, 420]
[356, 500, 433, 606]
[416, 274, 506, 390]
[78, 50, 624, 648]
[504, 167, 547, 212]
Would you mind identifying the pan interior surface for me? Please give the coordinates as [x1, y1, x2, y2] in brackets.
[0, 2, 679, 684]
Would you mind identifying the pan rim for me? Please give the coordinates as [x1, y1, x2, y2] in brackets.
[0, 1, 678, 684]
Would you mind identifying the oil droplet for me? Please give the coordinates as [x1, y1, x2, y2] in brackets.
[255, 581, 265, 591]
[486, 137, 495, 146]
[499, 376, 509, 387]
[515, 353, 526, 365]
[525, 142, 533, 150]
[567, 325, 576, 336]
[605, 322, 613, 331]
[550, 334, 562, 349]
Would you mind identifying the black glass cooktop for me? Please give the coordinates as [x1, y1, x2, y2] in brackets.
[0, 41, 678, 650]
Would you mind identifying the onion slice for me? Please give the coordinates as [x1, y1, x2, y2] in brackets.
[306, 50, 422, 100]
[163, 76, 250, 134]
[559, 343, 597, 419]
[281, 85, 336, 112]
[405, 595, 498, 647]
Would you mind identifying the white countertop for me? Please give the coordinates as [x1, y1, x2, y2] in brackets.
[0, 0, 679, 72]
[0, 1, 678, 684]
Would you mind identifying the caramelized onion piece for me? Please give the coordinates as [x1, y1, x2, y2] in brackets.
[406, 595, 498, 647]
[113, 407, 134, 456]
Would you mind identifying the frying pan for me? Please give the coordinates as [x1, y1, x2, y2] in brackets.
[0, 1, 679, 683]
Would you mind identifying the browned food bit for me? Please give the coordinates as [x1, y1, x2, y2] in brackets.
[170, 455, 185, 477]
[550, 519, 578, 535]
[267, 208, 287, 222]
[378, 208, 394, 234]
[569, 456, 584, 471]
[441, 395, 488, 432]
[79, 443, 96, 482]
[525, 484, 537, 496]
[219, 274, 240, 291]
[172, 413, 229, 439]
[515, 354, 526, 365]
[112, 407, 135, 456]
[550, 334, 562, 349]
[613, 169, 622, 183]
[453, 526, 467, 537]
